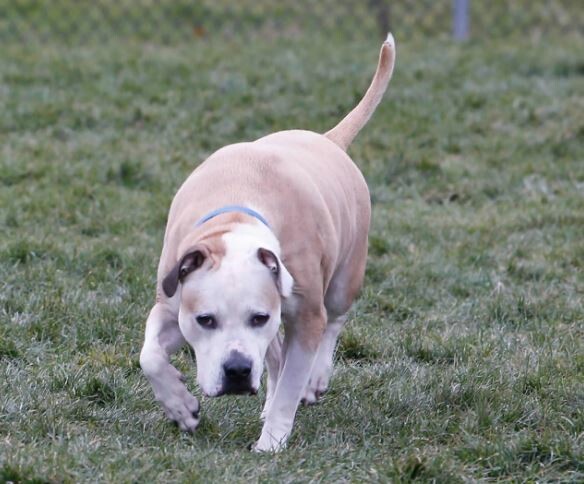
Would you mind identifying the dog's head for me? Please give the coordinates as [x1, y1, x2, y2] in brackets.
[161, 225, 293, 397]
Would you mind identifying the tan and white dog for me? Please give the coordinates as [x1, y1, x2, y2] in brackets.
[139, 34, 396, 452]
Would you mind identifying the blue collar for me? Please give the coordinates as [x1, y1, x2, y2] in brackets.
[195, 205, 271, 228]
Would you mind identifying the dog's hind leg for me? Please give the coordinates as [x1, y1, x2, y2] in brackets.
[301, 224, 370, 405]
[140, 303, 200, 432]
[300, 314, 346, 405]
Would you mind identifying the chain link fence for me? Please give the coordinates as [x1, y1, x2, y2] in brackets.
[1, 0, 582, 45]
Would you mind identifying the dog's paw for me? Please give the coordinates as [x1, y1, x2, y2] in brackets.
[251, 421, 290, 452]
[251, 435, 287, 453]
[300, 366, 332, 405]
[157, 386, 200, 433]
[300, 384, 326, 405]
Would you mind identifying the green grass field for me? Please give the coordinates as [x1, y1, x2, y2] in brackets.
[1, 29, 583, 482]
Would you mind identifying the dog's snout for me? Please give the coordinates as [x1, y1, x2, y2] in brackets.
[223, 352, 252, 380]
[220, 352, 255, 396]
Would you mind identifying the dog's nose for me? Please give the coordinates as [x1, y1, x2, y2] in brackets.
[223, 352, 252, 380]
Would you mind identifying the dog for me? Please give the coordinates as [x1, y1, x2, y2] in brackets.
[139, 34, 396, 452]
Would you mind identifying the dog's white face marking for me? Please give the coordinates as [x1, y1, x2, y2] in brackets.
[177, 222, 292, 397]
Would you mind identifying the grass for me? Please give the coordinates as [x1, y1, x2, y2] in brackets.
[1, 30, 583, 482]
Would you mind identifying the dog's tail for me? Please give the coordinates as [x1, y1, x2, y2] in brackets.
[324, 33, 396, 151]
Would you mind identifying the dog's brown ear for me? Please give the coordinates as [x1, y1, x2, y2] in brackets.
[162, 248, 207, 298]
[257, 248, 294, 298]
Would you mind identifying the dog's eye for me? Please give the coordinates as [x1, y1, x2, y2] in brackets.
[196, 314, 217, 329]
[250, 313, 270, 327]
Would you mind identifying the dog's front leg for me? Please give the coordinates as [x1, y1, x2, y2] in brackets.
[253, 307, 326, 452]
[261, 333, 282, 421]
[140, 303, 200, 432]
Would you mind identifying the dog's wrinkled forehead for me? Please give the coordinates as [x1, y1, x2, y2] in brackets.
[180, 223, 287, 317]
[188, 253, 278, 314]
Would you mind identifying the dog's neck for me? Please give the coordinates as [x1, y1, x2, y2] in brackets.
[195, 205, 271, 230]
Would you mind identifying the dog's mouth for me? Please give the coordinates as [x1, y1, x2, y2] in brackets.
[215, 382, 258, 397]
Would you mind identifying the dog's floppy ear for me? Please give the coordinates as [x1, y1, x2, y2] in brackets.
[257, 248, 294, 298]
[162, 247, 207, 298]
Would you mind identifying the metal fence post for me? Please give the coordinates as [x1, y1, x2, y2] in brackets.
[368, 0, 391, 39]
[453, 0, 469, 41]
